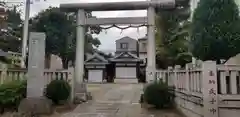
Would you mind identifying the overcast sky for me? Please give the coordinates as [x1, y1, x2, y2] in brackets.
[8, 0, 240, 53]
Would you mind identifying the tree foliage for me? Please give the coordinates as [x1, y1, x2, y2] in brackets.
[191, 0, 240, 62]
[0, 6, 22, 53]
[155, 0, 192, 68]
[31, 7, 101, 68]
[0, 4, 22, 64]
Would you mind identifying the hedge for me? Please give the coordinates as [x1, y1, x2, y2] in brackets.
[143, 80, 175, 109]
[0, 80, 26, 112]
[45, 79, 71, 104]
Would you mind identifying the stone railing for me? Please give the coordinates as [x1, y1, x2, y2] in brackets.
[0, 68, 73, 85]
[156, 61, 240, 117]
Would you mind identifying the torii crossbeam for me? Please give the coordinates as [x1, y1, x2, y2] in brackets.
[60, 0, 176, 101]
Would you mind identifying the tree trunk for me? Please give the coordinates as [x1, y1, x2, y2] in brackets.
[62, 57, 68, 69]
[25, 56, 28, 68]
[216, 59, 221, 64]
[45, 54, 51, 69]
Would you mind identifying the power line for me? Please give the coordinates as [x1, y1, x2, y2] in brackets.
[2, 0, 47, 4]
[0, 0, 24, 4]
[5, 1, 24, 3]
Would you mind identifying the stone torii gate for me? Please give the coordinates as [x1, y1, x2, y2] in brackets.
[60, 0, 176, 99]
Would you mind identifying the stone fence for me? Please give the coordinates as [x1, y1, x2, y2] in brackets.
[156, 61, 240, 117]
[0, 68, 73, 85]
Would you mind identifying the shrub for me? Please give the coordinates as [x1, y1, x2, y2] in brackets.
[143, 80, 175, 109]
[45, 80, 71, 104]
[0, 80, 26, 111]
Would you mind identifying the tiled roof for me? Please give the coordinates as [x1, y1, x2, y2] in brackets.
[138, 36, 147, 41]
[115, 36, 135, 41]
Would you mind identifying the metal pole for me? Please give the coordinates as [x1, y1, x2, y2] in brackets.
[21, 0, 31, 68]
[146, 6, 156, 82]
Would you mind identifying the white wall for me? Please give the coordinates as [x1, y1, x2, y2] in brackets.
[175, 95, 203, 117]
[219, 108, 240, 117]
[116, 37, 138, 52]
[88, 70, 103, 83]
[49, 54, 63, 69]
[115, 67, 137, 79]
[225, 53, 240, 65]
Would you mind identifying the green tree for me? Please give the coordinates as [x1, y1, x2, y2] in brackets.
[155, 0, 192, 68]
[0, 5, 22, 64]
[31, 7, 101, 69]
[0, 5, 22, 52]
[191, 0, 240, 63]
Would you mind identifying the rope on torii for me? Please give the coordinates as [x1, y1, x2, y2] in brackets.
[78, 24, 153, 35]
[99, 24, 148, 35]
[99, 24, 148, 30]
[99, 24, 152, 35]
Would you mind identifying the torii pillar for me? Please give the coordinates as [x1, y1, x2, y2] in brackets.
[146, 6, 156, 82]
[74, 9, 87, 100]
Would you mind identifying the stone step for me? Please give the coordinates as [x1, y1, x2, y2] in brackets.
[114, 78, 138, 84]
[94, 100, 131, 104]
[61, 113, 117, 117]
[62, 113, 155, 117]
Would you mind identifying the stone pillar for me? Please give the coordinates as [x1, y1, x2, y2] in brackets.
[27, 32, 46, 97]
[202, 61, 218, 117]
[174, 65, 181, 105]
[167, 66, 173, 86]
[174, 65, 181, 90]
[18, 32, 52, 115]
[192, 57, 197, 67]
[73, 9, 87, 101]
[146, 6, 156, 83]
[185, 64, 190, 94]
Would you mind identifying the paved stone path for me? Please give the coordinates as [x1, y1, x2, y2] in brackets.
[61, 83, 183, 117]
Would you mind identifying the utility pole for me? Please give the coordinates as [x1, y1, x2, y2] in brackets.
[21, 0, 30, 68]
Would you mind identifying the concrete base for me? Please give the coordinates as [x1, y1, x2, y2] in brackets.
[114, 78, 138, 84]
[18, 97, 53, 115]
[73, 92, 92, 104]
[75, 83, 87, 93]
[73, 83, 90, 103]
